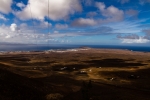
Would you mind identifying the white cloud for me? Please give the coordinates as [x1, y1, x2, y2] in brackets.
[0, 0, 12, 14]
[5, 35, 11, 39]
[0, 24, 73, 44]
[0, 14, 7, 21]
[0, 24, 10, 33]
[19, 23, 34, 33]
[143, 29, 150, 36]
[82, 0, 94, 6]
[54, 31, 59, 34]
[10, 23, 18, 32]
[105, 20, 144, 34]
[139, 0, 150, 5]
[117, 34, 139, 39]
[125, 9, 139, 18]
[16, 2, 26, 9]
[86, 12, 97, 17]
[15, 0, 82, 21]
[72, 2, 124, 27]
[72, 18, 97, 27]
[20, 23, 28, 29]
[96, 2, 124, 23]
[39, 21, 52, 28]
[55, 24, 68, 29]
[121, 37, 150, 43]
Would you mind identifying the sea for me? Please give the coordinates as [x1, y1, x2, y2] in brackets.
[0, 44, 150, 52]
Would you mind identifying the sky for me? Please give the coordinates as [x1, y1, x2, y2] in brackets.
[0, 0, 150, 46]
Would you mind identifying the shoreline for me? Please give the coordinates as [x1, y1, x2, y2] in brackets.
[0, 48, 150, 56]
[0, 45, 150, 53]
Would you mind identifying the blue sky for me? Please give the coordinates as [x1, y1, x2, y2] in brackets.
[0, 0, 150, 45]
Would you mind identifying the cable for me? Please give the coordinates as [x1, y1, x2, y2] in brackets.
[47, 0, 50, 47]
[48, 0, 50, 34]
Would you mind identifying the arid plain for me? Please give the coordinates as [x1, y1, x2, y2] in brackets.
[0, 48, 150, 100]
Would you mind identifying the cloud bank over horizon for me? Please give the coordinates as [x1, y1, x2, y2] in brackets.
[0, 0, 150, 45]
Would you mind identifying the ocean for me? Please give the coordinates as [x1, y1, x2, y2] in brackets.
[0, 44, 150, 52]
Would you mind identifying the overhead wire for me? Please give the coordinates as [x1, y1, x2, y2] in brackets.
[47, 0, 50, 47]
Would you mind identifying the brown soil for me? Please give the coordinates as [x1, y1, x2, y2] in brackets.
[0, 48, 150, 100]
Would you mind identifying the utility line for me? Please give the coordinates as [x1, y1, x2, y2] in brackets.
[48, 0, 50, 34]
[47, 0, 50, 46]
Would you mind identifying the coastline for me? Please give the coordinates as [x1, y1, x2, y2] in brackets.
[0, 48, 150, 56]
[0, 45, 150, 53]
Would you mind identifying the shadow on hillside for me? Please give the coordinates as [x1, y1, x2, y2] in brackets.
[100, 67, 150, 88]
[0, 67, 45, 100]
[83, 58, 147, 68]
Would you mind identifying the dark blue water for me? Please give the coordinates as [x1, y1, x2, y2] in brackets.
[87, 45, 150, 52]
[0, 44, 150, 52]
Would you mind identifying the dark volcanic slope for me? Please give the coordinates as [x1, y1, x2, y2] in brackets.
[0, 49, 150, 100]
[0, 67, 45, 100]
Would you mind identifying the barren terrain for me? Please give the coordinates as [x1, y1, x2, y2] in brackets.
[0, 48, 150, 100]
